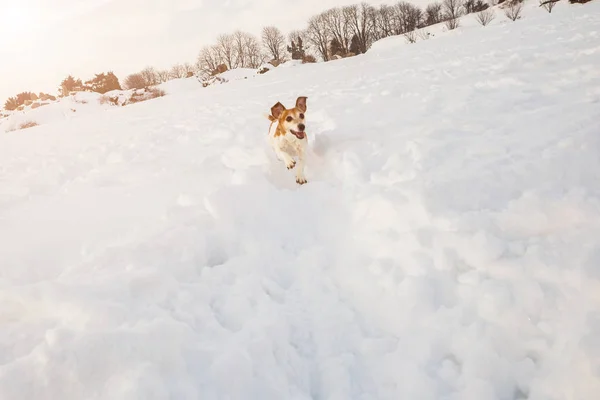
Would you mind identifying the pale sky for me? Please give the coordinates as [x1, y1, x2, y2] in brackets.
[0, 0, 404, 102]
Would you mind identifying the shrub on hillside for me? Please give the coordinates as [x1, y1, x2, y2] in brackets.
[302, 55, 317, 64]
[475, 8, 496, 25]
[418, 31, 433, 41]
[127, 87, 166, 104]
[124, 73, 147, 90]
[7, 121, 39, 132]
[19, 121, 39, 130]
[404, 30, 418, 43]
[99, 95, 120, 106]
[212, 64, 228, 76]
[148, 87, 166, 98]
[504, 0, 524, 21]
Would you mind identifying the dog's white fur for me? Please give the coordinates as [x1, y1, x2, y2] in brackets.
[267, 96, 309, 185]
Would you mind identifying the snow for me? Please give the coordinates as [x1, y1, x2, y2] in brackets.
[0, 92, 111, 133]
[158, 77, 203, 95]
[218, 67, 261, 81]
[1, 2, 600, 399]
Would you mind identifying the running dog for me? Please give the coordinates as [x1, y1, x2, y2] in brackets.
[266, 96, 308, 185]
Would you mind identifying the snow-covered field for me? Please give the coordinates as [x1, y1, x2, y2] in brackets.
[1, 2, 600, 399]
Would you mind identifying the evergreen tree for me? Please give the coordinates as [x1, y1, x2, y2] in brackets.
[350, 34, 361, 55]
[287, 36, 306, 60]
[330, 38, 343, 57]
[59, 75, 84, 97]
[85, 72, 122, 94]
[4, 97, 18, 111]
[16, 92, 35, 105]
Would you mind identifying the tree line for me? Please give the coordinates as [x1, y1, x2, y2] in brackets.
[4, 0, 558, 112]
[193, 0, 495, 70]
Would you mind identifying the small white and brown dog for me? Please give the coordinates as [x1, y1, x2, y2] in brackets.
[266, 96, 309, 185]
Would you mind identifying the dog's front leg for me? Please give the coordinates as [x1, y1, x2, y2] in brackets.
[274, 137, 296, 170]
[295, 140, 308, 185]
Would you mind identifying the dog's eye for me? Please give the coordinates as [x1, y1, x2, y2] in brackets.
[286, 116, 293, 122]
[299, 113, 304, 119]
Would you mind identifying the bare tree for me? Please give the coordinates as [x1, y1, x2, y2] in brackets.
[539, 0, 558, 13]
[262, 26, 286, 61]
[475, 8, 495, 25]
[157, 69, 171, 83]
[504, 0, 523, 21]
[393, 2, 424, 34]
[215, 33, 237, 70]
[463, 0, 487, 14]
[232, 31, 247, 68]
[443, 0, 463, 30]
[390, 4, 405, 35]
[230, 31, 265, 68]
[183, 62, 196, 77]
[323, 8, 351, 55]
[196, 45, 221, 76]
[306, 13, 331, 61]
[424, 2, 443, 26]
[124, 73, 147, 90]
[343, 3, 375, 54]
[232, 31, 249, 68]
[373, 4, 395, 39]
[169, 63, 187, 79]
[246, 33, 266, 68]
[140, 67, 159, 86]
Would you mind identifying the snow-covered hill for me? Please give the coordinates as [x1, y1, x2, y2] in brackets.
[0, 66, 276, 134]
[1, 2, 599, 399]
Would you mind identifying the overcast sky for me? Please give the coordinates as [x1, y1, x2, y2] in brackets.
[0, 0, 427, 101]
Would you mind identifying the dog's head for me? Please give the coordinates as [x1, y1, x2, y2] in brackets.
[269, 96, 307, 140]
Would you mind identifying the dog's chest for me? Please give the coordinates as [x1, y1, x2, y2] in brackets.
[268, 120, 305, 154]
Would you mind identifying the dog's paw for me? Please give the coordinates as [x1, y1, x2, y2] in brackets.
[286, 160, 296, 170]
[296, 177, 307, 185]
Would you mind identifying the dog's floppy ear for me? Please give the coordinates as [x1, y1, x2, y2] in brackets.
[271, 102, 285, 119]
[296, 96, 307, 112]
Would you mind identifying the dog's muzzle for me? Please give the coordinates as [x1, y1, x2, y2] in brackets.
[290, 130, 306, 139]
